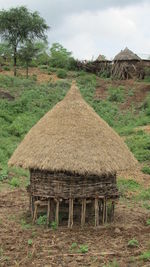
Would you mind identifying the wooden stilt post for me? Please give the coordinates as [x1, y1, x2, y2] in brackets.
[55, 199, 59, 226]
[111, 201, 115, 222]
[105, 200, 108, 224]
[81, 199, 86, 227]
[47, 199, 51, 226]
[33, 202, 38, 224]
[102, 198, 105, 224]
[95, 198, 99, 227]
[68, 198, 74, 228]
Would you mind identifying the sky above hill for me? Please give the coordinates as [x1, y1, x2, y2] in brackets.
[0, 0, 150, 60]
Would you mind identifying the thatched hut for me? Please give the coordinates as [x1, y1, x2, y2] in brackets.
[9, 83, 137, 227]
[114, 47, 141, 62]
[112, 47, 142, 79]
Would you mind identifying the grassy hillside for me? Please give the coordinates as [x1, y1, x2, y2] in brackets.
[1, 70, 150, 267]
[0, 70, 150, 180]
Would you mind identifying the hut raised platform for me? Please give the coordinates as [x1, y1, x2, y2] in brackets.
[9, 83, 137, 227]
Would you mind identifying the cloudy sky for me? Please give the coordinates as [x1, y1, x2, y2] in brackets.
[0, 0, 150, 60]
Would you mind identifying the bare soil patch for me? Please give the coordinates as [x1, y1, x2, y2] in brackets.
[1, 68, 59, 84]
[95, 78, 150, 110]
[0, 187, 150, 267]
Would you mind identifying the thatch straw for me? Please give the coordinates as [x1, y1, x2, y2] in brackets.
[96, 55, 107, 62]
[9, 83, 138, 176]
[114, 47, 141, 61]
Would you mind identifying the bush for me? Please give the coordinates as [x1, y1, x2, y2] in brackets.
[118, 179, 140, 195]
[9, 177, 20, 187]
[37, 215, 47, 225]
[141, 166, 150, 175]
[125, 131, 150, 162]
[3, 65, 11, 71]
[39, 65, 48, 70]
[128, 239, 139, 247]
[108, 86, 125, 103]
[56, 69, 67, 79]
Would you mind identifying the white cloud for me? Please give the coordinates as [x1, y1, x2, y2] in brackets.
[54, 2, 150, 59]
[0, 0, 149, 59]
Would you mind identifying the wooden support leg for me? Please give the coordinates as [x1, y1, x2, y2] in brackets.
[68, 198, 74, 228]
[105, 200, 108, 224]
[102, 199, 105, 225]
[81, 199, 86, 227]
[111, 201, 115, 222]
[33, 202, 38, 224]
[55, 199, 59, 226]
[47, 199, 51, 226]
[95, 198, 99, 227]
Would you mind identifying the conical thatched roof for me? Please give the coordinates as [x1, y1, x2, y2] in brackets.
[9, 83, 137, 176]
[114, 47, 141, 61]
[97, 54, 107, 62]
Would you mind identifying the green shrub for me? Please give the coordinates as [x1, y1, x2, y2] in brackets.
[28, 239, 33, 246]
[108, 86, 125, 103]
[51, 221, 58, 230]
[128, 239, 139, 247]
[48, 67, 57, 73]
[3, 65, 11, 71]
[0, 169, 8, 181]
[103, 259, 119, 267]
[56, 69, 67, 79]
[39, 65, 48, 70]
[70, 242, 78, 250]
[137, 188, 150, 201]
[37, 215, 47, 225]
[139, 251, 150, 261]
[9, 177, 20, 187]
[125, 131, 150, 162]
[78, 244, 88, 254]
[128, 89, 134, 97]
[146, 219, 150, 225]
[118, 179, 140, 194]
[141, 166, 150, 175]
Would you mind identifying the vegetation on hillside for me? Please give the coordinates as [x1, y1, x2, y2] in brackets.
[0, 71, 150, 180]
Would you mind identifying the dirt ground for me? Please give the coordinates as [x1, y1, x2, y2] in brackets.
[1, 67, 59, 84]
[0, 181, 150, 267]
[95, 78, 150, 110]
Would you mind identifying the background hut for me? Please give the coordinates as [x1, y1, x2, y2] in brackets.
[112, 47, 143, 79]
[9, 83, 137, 227]
[94, 54, 112, 77]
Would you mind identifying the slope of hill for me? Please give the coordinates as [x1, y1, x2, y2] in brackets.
[0, 68, 150, 266]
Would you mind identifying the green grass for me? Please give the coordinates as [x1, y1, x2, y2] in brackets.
[139, 251, 150, 261]
[9, 177, 20, 187]
[128, 239, 139, 247]
[118, 179, 140, 195]
[103, 259, 119, 267]
[0, 75, 70, 175]
[141, 165, 150, 175]
[108, 86, 125, 103]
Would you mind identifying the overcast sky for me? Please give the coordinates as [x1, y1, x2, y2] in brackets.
[0, 0, 150, 60]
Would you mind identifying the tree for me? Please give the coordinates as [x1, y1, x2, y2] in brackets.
[18, 41, 39, 78]
[33, 41, 50, 65]
[0, 42, 12, 65]
[0, 6, 49, 76]
[49, 43, 73, 69]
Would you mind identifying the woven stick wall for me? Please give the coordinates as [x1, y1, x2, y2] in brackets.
[29, 169, 119, 199]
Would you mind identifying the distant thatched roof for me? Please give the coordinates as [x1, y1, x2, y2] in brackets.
[114, 47, 141, 61]
[9, 83, 137, 176]
[96, 54, 107, 62]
